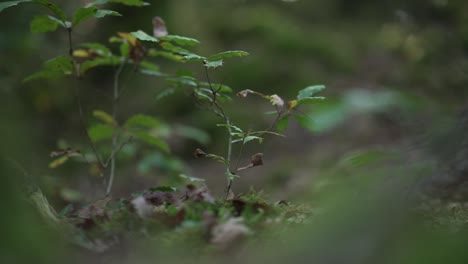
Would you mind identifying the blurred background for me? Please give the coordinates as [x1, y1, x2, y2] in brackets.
[1, 0, 468, 263]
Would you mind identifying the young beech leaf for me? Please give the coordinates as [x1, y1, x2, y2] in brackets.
[276, 116, 289, 131]
[94, 9, 121, 18]
[133, 131, 170, 153]
[88, 124, 114, 142]
[30, 15, 60, 33]
[203, 59, 223, 68]
[179, 174, 205, 183]
[297, 85, 325, 100]
[80, 43, 112, 56]
[93, 110, 117, 126]
[131, 30, 159, 42]
[148, 50, 185, 62]
[208, 50, 249, 61]
[152, 16, 168, 37]
[72, 7, 97, 26]
[158, 35, 200, 46]
[23, 55, 73, 82]
[109, 0, 149, 6]
[124, 114, 161, 128]
[183, 54, 206, 62]
[0, 1, 67, 21]
[160, 42, 191, 55]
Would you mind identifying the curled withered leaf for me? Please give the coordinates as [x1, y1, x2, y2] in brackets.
[193, 148, 207, 158]
[185, 184, 215, 204]
[152, 16, 168, 37]
[237, 153, 264, 171]
[236, 89, 255, 98]
[50, 148, 82, 158]
[269, 94, 284, 108]
[251, 153, 264, 166]
[286, 100, 298, 110]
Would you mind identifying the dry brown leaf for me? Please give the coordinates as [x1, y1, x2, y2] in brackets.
[211, 217, 251, 250]
[152, 16, 168, 37]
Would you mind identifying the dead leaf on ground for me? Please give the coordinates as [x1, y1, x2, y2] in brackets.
[211, 217, 251, 250]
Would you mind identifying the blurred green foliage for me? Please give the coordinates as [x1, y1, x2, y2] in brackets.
[1, 0, 468, 263]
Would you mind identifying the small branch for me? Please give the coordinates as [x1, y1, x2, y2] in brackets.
[106, 60, 126, 197]
[73, 82, 105, 172]
[233, 132, 248, 172]
[202, 65, 235, 198]
[67, 27, 73, 56]
[104, 136, 133, 167]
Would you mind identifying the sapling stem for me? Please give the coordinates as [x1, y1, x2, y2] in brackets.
[203, 66, 235, 197]
[106, 60, 126, 196]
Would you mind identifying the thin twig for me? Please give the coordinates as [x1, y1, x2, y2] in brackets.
[73, 82, 105, 172]
[104, 136, 133, 167]
[67, 28, 73, 56]
[233, 131, 248, 172]
[202, 65, 234, 197]
[106, 59, 126, 196]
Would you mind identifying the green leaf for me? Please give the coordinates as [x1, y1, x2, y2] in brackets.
[208, 50, 249, 61]
[30, 15, 60, 33]
[166, 76, 198, 87]
[72, 7, 120, 27]
[204, 59, 223, 68]
[148, 50, 185, 62]
[137, 61, 159, 72]
[232, 136, 263, 144]
[200, 82, 232, 93]
[0, 1, 67, 21]
[125, 114, 161, 128]
[0, 1, 27, 12]
[158, 35, 200, 46]
[86, 0, 109, 6]
[140, 68, 167, 77]
[49, 156, 69, 169]
[130, 30, 159, 42]
[134, 131, 169, 153]
[205, 154, 228, 166]
[183, 54, 206, 62]
[160, 42, 190, 55]
[156, 88, 175, 101]
[109, 0, 149, 6]
[94, 9, 121, 18]
[23, 55, 73, 82]
[88, 124, 114, 142]
[250, 130, 285, 137]
[93, 110, 117, 126]
[80, 42, 112, 56]
[44, 55, 73, 72]
[276, 116, 289, 131]
[23, 70, 64, 82]
[72, 7, 96, 26]
[338, 149, 392, 169]
[174, 125, 210, 145]
[179, 174, 205, 183]
[33, 0, 66, 21]
[297, 96, 326, 106]
[297, 85, 325, 100]
[217, 124, 243, 133]
[81, 56, 121, 74]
